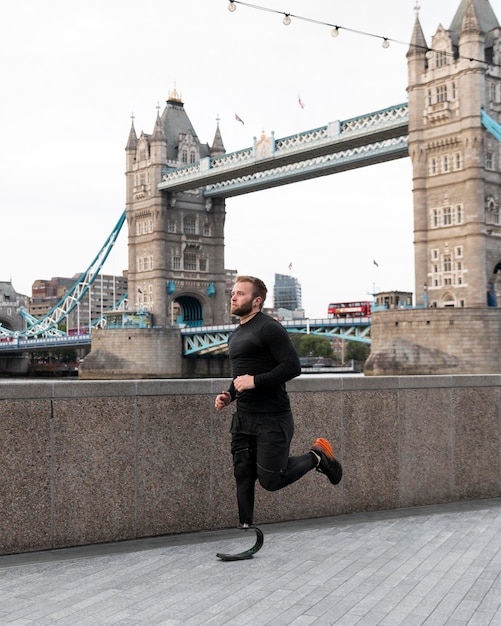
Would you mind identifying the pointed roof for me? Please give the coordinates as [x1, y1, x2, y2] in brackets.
[151, 107, 165, 143]
[449, 0, 499, 35]
[210, 118, 226, 157]
[159, 89, 210, 161]
[408, 12, 428, 56]
[125, 117, 137, 151]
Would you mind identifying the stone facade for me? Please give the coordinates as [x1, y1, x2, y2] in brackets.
[1, 375, 500, 555]
[365, 307, 501, 375]
[407, 1, 501, 308]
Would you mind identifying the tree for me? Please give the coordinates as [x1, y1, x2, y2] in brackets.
[290, 334, 334, 358]
[346, 341, 370, 362]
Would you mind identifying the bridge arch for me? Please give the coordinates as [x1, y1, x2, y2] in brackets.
[441, 292, 456, 308]
[488, 260, 501, 306]
[170, 294, 204, 326]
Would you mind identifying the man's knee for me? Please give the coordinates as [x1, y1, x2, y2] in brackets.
[257, 469, 284, 492]
[233, 448, 257, 482]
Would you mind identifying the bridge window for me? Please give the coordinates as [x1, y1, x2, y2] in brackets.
[490, 82, 497, 103]
[486, 198, 499, 224]
[442, 155, 449, 173]
[427, 89, 433, 106]
[183, 215, 197, 234]
[430, 158, 438, 175]
[443, 206, 452, 226]
[172, 256, 181, 270]
[432, 209, 440, 227]
[435, 51, 448, 68]
[453, 152, 462, 170]
[452, 82, 457, 99]
[184, 252, 197, 271]
[136, 219, 153, 235]
[443, 255, 452, 272]
[199, 258, 207, 272]
[190, 151, 197, 164]
[181, 150, 188, 164]
[455, 246, 463, 258]
[436, 85, 448, 103]
[456, 205, 463, 224]
[168, 218, 176, 233]
[485, 151, 494, 170]
[203, 221, 210, 236]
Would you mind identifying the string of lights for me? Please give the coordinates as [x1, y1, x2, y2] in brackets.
[226, 0, 498, 68]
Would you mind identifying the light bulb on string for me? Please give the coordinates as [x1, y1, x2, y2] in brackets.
[224, 0, 493, 71]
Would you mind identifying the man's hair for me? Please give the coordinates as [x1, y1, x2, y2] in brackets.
[235, 275, 268, 304]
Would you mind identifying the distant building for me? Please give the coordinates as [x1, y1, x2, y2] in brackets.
[374, 291, 413, 310]
[273, 273, 302, 312]
[28, 273, 128, 330]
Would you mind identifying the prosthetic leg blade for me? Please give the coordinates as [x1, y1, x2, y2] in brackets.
[216, 526, 264, 561]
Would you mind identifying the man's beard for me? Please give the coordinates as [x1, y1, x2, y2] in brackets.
[232, 298, 254, 317]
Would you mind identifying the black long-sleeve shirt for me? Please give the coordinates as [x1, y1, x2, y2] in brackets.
[227, 312, 301, 413]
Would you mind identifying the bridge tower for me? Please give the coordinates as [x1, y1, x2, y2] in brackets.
[366, 0, 501, 375]
[125, 88, 227, 327]
[407, 0, 501, 308]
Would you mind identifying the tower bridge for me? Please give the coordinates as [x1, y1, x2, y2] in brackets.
[4, 0, 501, 378]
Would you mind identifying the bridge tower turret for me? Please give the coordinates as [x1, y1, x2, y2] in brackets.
[407, 0, 501, 308]
[125, 87, 227, 328]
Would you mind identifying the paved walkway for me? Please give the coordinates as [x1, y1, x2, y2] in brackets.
[1, 499, 501, 625]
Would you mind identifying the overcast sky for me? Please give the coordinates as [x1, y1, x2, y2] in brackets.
[0, 0, 485, 318]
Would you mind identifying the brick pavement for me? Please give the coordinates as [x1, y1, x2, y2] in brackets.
[1, 499, 501, 625]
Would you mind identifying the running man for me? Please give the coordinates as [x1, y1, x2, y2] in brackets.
[215, 275, 343, 526]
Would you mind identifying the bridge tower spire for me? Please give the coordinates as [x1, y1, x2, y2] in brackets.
[125, 88, 227, 328]
[407, 0, 501, 308]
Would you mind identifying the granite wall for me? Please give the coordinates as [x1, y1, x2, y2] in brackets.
[1, 375, 500, 555]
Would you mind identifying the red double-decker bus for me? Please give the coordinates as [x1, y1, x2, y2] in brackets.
[327, 301, 371, 318]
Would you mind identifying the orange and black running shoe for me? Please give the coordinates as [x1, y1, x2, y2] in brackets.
[311, 438, 343, 485]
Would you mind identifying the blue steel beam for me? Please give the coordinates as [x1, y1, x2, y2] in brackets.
[181, 319, 371, 356]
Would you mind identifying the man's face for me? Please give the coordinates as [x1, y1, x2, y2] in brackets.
[230, 281, 255, 317]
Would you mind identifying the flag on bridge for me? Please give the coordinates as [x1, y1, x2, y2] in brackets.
[373, 260, 379, 267]
[235, 113, 244, 125]
[298, 95, 305, 110]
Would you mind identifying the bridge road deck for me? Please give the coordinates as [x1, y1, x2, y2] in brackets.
[1, 498, 501, 625]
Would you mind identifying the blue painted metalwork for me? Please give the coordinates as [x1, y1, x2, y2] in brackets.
[0, 212, 126, 340]
[159, 103, 409, 197]
[0, 317, 371, 354]
[181, 318, 371, 356]
[482, 109, 501, 141]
